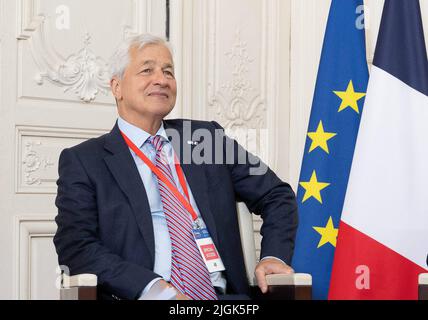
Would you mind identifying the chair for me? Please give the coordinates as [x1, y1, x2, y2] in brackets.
[60, 273, 98, 300]
[60, 202, 312, 300]
[235, 202, 312, 300]
[419, 273, 428, 300]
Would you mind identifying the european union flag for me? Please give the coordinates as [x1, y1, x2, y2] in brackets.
[291, 0, 369, 299]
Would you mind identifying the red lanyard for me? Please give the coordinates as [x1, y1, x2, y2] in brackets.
[120, 131, 197, 221]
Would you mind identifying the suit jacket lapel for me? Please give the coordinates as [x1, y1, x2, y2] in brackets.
[165, 120, 220, 247]
[103, 123, 155, 264]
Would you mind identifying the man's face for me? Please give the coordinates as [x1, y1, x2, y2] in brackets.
[112, 44, 177, 121]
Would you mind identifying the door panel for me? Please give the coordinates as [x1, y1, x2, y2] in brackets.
[0, 0, 166, 300]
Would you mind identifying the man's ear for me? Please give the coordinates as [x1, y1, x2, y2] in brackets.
[110, 77, 122, 100]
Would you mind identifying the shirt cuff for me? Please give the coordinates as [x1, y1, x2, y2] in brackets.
[139, 277, 163, 299]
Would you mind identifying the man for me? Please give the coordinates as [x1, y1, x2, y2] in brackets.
[54, 34, 298, 300]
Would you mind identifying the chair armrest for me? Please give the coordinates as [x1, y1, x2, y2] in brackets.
[60, 274, 98, 300]
[250, 273, 312, 300]
[419, 273, 428, 300]
[63, 273, 98, 288]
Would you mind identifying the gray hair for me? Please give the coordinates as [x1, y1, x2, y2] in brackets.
[109, 34, 173, 80]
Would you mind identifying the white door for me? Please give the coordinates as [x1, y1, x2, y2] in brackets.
[0, 0, 167, 300]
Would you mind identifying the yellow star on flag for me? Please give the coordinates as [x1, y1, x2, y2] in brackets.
[313, 216, 338, 248]
[333, 80, 366, 114]
[299, 171, 330, 204]
[307, 121, 337, 154]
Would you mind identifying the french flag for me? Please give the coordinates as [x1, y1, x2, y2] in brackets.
[329, 0, 428, 299]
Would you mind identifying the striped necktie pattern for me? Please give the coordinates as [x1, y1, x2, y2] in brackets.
[149, 135, 218, 300]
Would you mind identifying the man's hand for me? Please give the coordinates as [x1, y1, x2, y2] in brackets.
[254, 258, 294, 294]
[158, 280, 190, 300]
[175, 290, 190, 300]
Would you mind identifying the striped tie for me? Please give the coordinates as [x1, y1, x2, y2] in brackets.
[149, 135, 218, 300]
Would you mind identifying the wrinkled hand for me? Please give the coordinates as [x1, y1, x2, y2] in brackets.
[254, 258, 294, 294]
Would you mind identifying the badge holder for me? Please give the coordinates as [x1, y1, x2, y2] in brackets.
[192, 218, 225, 273]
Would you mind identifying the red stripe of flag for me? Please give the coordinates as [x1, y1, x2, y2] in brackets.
[329, 221, 427, 300]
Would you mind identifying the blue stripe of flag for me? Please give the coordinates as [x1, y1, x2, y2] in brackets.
[373, 0, 428, 97]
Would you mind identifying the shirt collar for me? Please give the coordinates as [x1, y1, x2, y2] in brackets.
[117, 116, 169, 148]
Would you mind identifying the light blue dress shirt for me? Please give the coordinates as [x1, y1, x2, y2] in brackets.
[117, 117, 226, 297]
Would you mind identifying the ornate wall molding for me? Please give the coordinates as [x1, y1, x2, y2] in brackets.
[204, 0, 280, 168]
[210, 93, 266, 131]
[22, 140, 54, 186]
[208, 29, 267, 131]
[31, 32, 111, 103]
[221, 30, 255, 98]
[16, 126, 106, 194]
[169, 0, 281, 166]
[17, 0, 145, 103]
[208, 27, 267, 131]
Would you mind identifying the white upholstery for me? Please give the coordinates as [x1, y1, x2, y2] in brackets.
[62, 273, 98, 288]
[265, 273, 312, 286]
[419, 273, 428, 285]
[236, 202, 258, 286]
[236, 202, 311, 287]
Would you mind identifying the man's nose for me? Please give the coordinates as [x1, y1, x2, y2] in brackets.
[152, 69, 168, 86]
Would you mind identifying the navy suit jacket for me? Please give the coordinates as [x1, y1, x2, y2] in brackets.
[54, 119, 298, 300]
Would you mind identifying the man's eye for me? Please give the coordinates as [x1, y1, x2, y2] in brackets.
[140, 68, 152, 74]
[164, 71, 174, 78]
